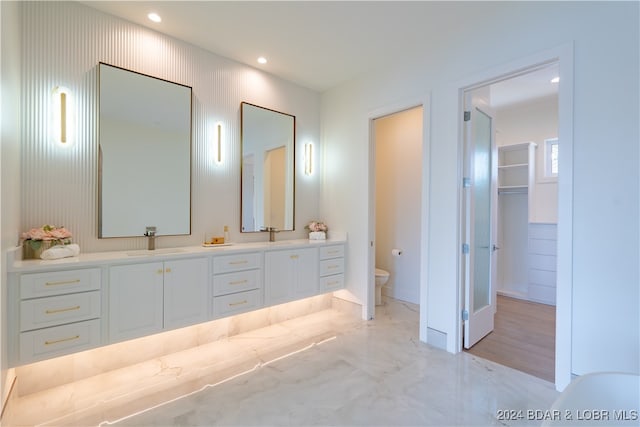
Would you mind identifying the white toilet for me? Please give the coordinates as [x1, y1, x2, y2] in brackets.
[374, 268, 390, 306]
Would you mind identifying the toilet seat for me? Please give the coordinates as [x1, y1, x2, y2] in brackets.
[375, 268, 389, 277]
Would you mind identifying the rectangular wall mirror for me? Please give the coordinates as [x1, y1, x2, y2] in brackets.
[98, 63, 192, 238]
[241, 102, 295, 232]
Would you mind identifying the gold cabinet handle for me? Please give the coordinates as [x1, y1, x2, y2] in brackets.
[229, 260, 248, 265]
[228, 300, 248, 307]
[165, 268, 171, 273]
[328, 281, 340, 286]
[290, 255, 299, 259]
[157, 269, 164, 274]
[45, 279, 80, 286]
[229, 280, 248, 285]
[328, 264, 339, 269]
[45, 305, 80, 315]
[45, 335, 80, 345]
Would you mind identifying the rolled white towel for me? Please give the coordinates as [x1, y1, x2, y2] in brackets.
[40, 243, 80, 260]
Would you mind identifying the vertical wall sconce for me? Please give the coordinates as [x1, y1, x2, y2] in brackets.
[304, 142, 313, 175]
[52, 86, 72, 145]
[216, 123, 222, 163]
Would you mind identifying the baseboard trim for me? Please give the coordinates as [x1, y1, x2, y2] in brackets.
[427, 327, 447, 350]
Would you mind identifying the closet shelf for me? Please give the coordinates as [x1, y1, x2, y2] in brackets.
[499, 141, 536, 151]
[498, 185, 528, 194]
[498, 163, 528, 170]
[498, 142, 536, 193]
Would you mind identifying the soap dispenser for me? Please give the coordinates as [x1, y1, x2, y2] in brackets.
[223, 225, 230, 243]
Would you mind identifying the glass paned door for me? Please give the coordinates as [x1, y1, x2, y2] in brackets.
[473, 109, 492, 312]
[464, 104, 497, 349]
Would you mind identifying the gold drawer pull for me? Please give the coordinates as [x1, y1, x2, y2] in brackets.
[229, 280, 248, 285]
[328, 250, 339, 255]
[328, 281, 340, 286]
[45, 305, 80, 315]
[157, 269, 164, 274]
[228, 300, 248, 307]
[45, 279, 80, 286]
[45, 335, 80, 346]
[229, 260, 248, 265]
[165, 268, 172, 273]
[290, 255, 299, 259]
[328, 265, 339, 269]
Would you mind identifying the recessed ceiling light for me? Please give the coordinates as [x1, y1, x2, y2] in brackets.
[148, 12, 162, 23]
[257, 57, 267, 64]
[551, 76, 560, 83]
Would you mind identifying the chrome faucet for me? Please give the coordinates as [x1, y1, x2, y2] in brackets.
[144, 226, 157, 250]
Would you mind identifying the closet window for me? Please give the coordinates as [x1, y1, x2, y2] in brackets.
[544, 138, 559, 178]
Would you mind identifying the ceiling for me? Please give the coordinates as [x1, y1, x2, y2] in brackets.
[80, 1, 558, 105]
[489, 63, 559, 109]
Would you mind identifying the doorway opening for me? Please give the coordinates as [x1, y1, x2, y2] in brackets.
[461, 63, 560, 383]
[371, 106, 423, 312]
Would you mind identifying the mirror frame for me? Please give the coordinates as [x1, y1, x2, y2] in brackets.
[98, 62, 193, 238]
[240, 102, 296, 233]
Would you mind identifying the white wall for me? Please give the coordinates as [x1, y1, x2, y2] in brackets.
[321, 1, 639, 377]
[16, 1, 321, 253]
[497, 193, 529, 297]
[495, 95, 559, 223]
[374, 107, 422, 304]
[1, 0, 22, 410]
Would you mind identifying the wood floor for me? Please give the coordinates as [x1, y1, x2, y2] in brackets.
[465, 295, 556, 383]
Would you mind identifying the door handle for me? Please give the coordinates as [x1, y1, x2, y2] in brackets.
[492, 244, 501, 251]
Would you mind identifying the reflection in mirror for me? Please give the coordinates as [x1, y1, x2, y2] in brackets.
[241, 102, 295, 232]
[99, 63, 192, 238]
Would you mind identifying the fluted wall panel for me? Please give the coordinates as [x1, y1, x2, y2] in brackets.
[20, 1, 321, 253]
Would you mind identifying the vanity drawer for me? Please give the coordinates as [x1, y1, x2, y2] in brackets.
[20, 291, 101, 332]
[20, 268, 101, 299]
[213, 253, 262, 274]
[213, 269, 261, 297]
[320, 258, 344, 277]
[19, 319, 101, 364]
[213, 289, 261, 318]
[320, 245, 344, 260]
[320, 274, 344, 292]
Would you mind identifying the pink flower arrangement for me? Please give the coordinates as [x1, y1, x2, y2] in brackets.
[305, 220, 328, 232]
[22, 224, 72, 250]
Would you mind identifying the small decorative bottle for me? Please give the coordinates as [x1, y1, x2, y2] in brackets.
[223, 225, 230, 243]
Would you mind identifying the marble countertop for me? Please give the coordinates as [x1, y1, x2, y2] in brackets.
[8, 238, 347, 273]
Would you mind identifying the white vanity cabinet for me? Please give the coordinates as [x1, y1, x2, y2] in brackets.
[265, 248, 319, 306]
[212, 252, 263, 318]
[108, 257, 208, 343]
[8, 239, 346, 367]
[319, 245, 345, 292]
[163, 258, 209, 329]
[17, 268, 102, 364]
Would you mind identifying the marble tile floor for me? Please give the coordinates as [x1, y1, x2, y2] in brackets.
[4, 298, 559, 426]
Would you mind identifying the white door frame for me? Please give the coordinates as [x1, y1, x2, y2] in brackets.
[366, 95, 431, 332]
[455, 44, 574, 391]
